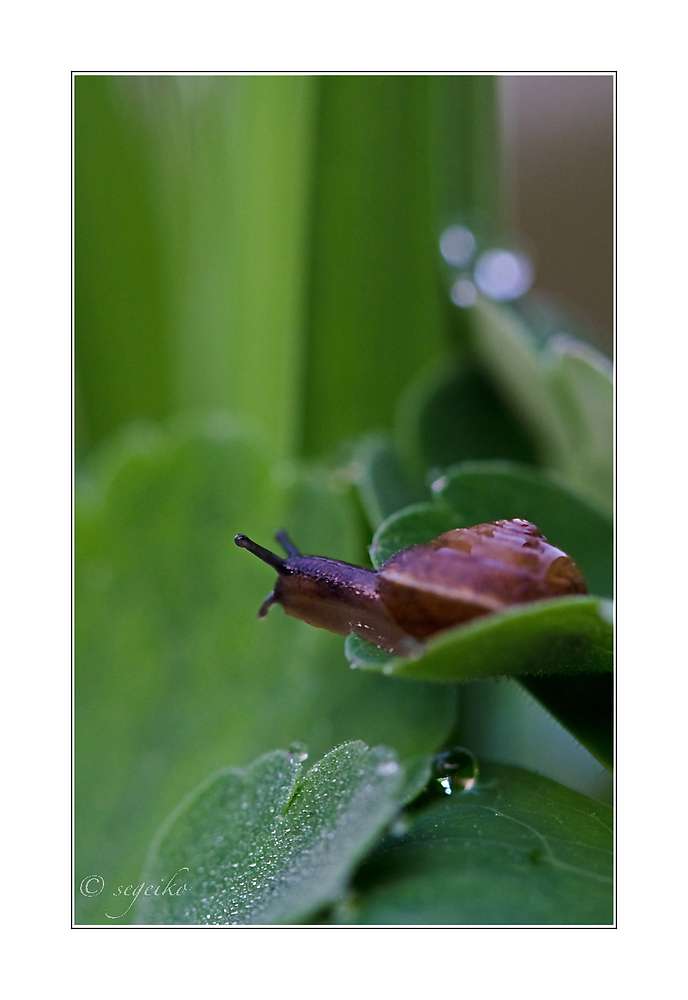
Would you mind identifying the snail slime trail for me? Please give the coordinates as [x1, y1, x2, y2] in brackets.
[235, 520, 587, 656]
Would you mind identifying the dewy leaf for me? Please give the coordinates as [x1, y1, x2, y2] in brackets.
[136, 742, 410, 925]
[75, 418, 456, 924]
[338, 761, 613, 925]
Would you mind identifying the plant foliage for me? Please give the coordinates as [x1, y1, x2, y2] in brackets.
[75, 75, 613, 926]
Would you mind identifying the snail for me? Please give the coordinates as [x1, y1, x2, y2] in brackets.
[234, 519, 588, 656]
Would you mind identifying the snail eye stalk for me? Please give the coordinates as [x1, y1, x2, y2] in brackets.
[274, 530, 300, 558]
[234, 534, 287, 573]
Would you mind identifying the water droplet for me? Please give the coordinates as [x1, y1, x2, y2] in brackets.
[598, 599, 614, 625]
[288, 741, 309, 762]
[473, 249, 534, 301]
[432, 747, 479, 795]
[450, 278, 478, 308]
[375, 760, 400, 777]
[389, 815, 411, 837]
[439, 224, 477, 268]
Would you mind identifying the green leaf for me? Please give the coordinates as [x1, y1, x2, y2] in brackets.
[351, 466, 614, 684]
[348, 434, 428, 531]
[369, 502, 457, 567]
[166, 76, 317, 465]
[76, 77, 507, 467]
[136, 742, 415, 925]
[346, 595, 612, 681]
[338, 762, 613, 925]
[520, 672, 613, 772]
[75, 77, 174, 450]
[395, 354, 540, 473]
[301, 76, 446, 457]
[76, 76, 318, 465]
[75, 418, 456, 924]
[431, 76, 503, 227]
[349, 612, 613, 771]
[470, 299, 613, 516]
[345, 469, 613, 764]
[544, 336, 614, 514]
[470, 300, 567, 453]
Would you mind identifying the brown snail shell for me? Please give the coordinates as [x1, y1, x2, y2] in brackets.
[235, 519, 588, 655]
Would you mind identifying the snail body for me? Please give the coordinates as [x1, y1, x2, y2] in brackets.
[235, 519, 588, 655]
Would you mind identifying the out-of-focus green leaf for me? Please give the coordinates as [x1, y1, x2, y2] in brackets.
[77, 77, 506, 467]
[300, 76, 447, 457]
[470, 302, 564, 452]
[431, 76, 503, 228]
[76, 76, 318, 465]
[167, 76, 317, 465]
[396, 355, 540, 473]
[75, 76, 173, 449]
[470, 299, 613, 515]
[544, 336, 614, 513]
[337, 761, 613, 925]
[75, 419, 456, 924]
[347, 434, 428, 531]
[137, 742, 415, 925]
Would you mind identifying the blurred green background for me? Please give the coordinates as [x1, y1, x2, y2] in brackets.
[76, 75, 499, 460]
[75, 74, 612, 463]
[75, 74, 613, 924]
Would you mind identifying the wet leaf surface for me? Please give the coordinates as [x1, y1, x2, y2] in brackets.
[338, 761, 613, 925]
[136, 742, 418, 925]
